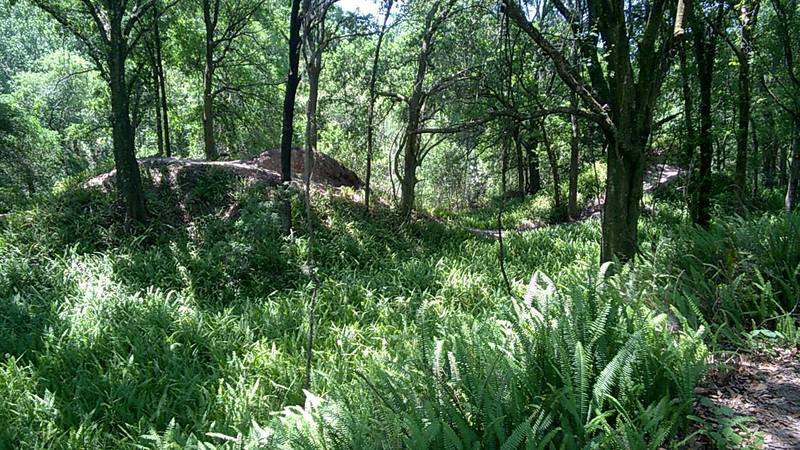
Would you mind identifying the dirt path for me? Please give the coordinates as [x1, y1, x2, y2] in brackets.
[691, 348, 800, 449]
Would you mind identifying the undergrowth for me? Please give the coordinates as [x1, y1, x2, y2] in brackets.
[0, 174, 797, 448]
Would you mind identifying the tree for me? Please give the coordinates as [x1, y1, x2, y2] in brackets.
[688, 0, 725, 227]
[148, 0, 171, 157]
[365, 0, 394, 212]
[200, 0, 265, 160]
[280, 0, 304, 182]
[763, 0, 800, 210]
[708, 0, 760, 196]
[30, 0, 162, 221]
[504, 0, 685, 263]
[396, 0, 458, 218]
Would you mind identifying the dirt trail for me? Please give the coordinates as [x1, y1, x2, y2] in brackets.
[691, 348, 800, 449]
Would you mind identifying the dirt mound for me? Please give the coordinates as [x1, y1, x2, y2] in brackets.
[82, 151, 362, 224]
[249, 148, 362, 189]
[85, 157, 282, 191]
[85, 150, 362, 191]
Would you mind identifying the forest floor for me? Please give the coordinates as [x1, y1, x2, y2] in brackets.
[3, 153, 796, 448]
[691, 347, 800, 449]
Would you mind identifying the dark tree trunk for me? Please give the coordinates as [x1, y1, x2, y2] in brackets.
[514, 125, 525, 195]
[541, 121, 561, 210]
[734, 57, 750, 194]
[109, 10, 146, 222]
[280, 0, 303, 183]
[601, 132, 646, 263]
[524, 140, 541, 195]
[568, 93, 580, 220]
[692, 57, 715, 227]
[688, 2, 722, 227]
[679, 40, 696, 163]
[202, 1, 218, 161]
[151, 45, 164, 156]
[787, 116, 800, 211]
[763, 113, 776, 188]
[153, 3, 171, 158]
[734, 2, 759, 196]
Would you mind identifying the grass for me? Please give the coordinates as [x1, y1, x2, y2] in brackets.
[0, 168, 797, 448]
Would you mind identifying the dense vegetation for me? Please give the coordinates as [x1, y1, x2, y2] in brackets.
[1, 0, 799, 448]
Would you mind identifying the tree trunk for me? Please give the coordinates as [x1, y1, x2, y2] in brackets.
[109, 11, 146, 222]
[305, 63, 320, 221]
[787, 116, 800, 211]
[780, 114, 790, 187]
[202, 4, 218, 161]
[154, 3, 171, 158]
[399, 24, 432, 219]
[679, 40, 696, 163]
[151, 45, 164, 156]
[734, 53, 750, 195]
[601, 135, 645, 263]
[365, 1, 392, 212]
[751, 117, 759, 195]
[513, 125, 525, 196]
[541, 121, 561, 211]
[763, 113, 776, 188]
[524, 140, 541, 195]
[399, 103, 421, 218]
[280, 0, 303, 183]
[568, 93, 580, 220]
[734, 2, 758, 196]
[692, 59, 714, 227]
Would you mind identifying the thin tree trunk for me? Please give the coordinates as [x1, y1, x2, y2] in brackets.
[763, 112, 776, 188]
[751, 117, 760, 195]
[304, 58, 320, 214]
[153, 2, 171, 158]
[734, 2, 759, 195]
[690, 8, 720, 228]
[365, 0, 393, 212]
[541, 121, 561, 211]
[780, 114, 790, 187]
[679, 40, 696, 164]
[23, 165, 36, 195]
[787, 116, 800, 211]
[568, 92, 580, 220]
[735, 55, 750, 194]
[202, 2, 218, 161]
[513, 129, 527, 193]
[151, 45, 164, 156]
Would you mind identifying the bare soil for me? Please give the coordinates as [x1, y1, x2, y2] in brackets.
[690, 347, 800, 449]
